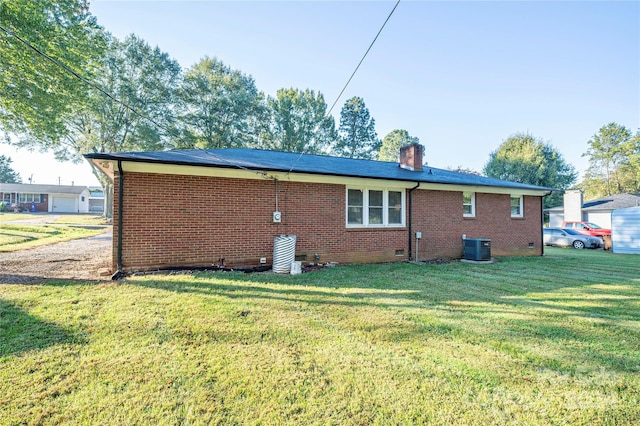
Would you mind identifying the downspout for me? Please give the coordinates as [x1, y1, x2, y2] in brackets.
[407, 182, 420, 261]
[541, 191, 552, 256]
[541, 198, 544, 256]
[112, 160, 125, 280]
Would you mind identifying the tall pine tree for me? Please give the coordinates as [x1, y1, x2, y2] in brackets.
[332, 97, 379, 159]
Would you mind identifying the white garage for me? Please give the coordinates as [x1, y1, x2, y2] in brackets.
[51, 196, 78, 213]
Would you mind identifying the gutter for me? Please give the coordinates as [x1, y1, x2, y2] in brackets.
[111, 160, 125, 280]
[407, 182, 420, 261]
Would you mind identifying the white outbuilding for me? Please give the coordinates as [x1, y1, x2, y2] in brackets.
[611, 206, 640, 254]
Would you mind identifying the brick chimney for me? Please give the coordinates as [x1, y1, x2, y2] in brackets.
[563, 190, 583, 222]
[399, 143, 424, 172]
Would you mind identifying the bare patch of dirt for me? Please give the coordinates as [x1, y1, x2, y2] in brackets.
[0, 229, 113, 284]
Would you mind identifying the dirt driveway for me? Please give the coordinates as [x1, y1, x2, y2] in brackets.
[0, 229, 113, 284]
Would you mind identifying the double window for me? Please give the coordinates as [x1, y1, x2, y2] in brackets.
[18, 193, 40, 203]
[347, 188, 405, 227]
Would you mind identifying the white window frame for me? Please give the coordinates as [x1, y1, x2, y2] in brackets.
[346, 187, 405, 228]
[510, 195, 524, 218]
[18, 193, 40, 203]
[463, 192, 475, 217]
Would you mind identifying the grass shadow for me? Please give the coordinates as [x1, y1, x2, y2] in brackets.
[125, 250, 640, 375]
[0, 298, 83, 357]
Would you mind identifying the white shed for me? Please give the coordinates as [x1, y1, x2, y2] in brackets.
[611, 206, 640, 254]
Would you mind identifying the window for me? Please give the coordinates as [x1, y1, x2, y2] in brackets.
[347, 189, 364, 225]
[346, 188, 405, 227]
[463, 192, 475, 217]
[18, 193, 40, 203]
[510, 195, 523, 217]
[369, 190, 383, 224]
[388, 191, 403, 224]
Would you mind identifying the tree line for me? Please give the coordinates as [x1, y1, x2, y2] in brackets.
[484, 124, 640, 208]
[1, 1, 638, 209]
[1, 2, 417, 179]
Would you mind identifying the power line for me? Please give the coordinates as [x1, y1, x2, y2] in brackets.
[327, 0, 401, 118]
[0, 23, 263, 175]
[2, 0, 401, 178]
[286, 0, 401, 174]
[0, 24, 168, 131]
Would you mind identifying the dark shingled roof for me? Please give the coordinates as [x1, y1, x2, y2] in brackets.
[582, 193, 640, 210]
[85, 148, 553, 192]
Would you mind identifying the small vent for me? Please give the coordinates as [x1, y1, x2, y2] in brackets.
[395, 249, 405, 256]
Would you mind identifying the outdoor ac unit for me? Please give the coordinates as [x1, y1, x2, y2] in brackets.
[463, 238, 491, 261]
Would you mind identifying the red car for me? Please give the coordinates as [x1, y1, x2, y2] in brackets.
[561, 221, 611, 237]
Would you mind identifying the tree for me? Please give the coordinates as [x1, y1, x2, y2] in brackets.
[332, 97, 379, 159]
[0, 0, 106, 143]
[483, 133, 577, 208]
[0, 155, 22, 183]
[176, 57, 264, 149]
[259, 88, 336, 154]
[70, 34, 181, 153]
[447, 166, 481, 176]
[378, 129, 419, 162]
[581, 123, 640, 198]
[54, 34, 182, 217]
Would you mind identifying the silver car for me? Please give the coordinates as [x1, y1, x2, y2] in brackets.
[543, 228, 603, 249]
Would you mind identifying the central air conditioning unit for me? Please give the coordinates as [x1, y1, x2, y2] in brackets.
[463, 238, 491, 261]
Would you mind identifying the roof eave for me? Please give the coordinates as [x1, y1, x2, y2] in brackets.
[85, 153, 552, 196]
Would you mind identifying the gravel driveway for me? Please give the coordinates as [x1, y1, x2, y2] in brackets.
[0, 229, 113, 284]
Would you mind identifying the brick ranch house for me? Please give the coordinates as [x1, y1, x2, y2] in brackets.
[86, 144, 552, 276]
[0, 183, 90, 213]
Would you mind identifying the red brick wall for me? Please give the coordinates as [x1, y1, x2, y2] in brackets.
[1, 194, 47, 212]
[112, 173, 542, 272]
[412, 190, 542, 260]
[113, 173, 408, 272]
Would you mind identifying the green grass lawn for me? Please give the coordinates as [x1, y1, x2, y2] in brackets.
[0, 224, 105, 252]
[1, 248, 639, 424]
[0, 212, 38, 222]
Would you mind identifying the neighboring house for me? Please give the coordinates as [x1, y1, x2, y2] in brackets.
[547, 190, 640, 229]
[86, 144, 552, 275]
[88, 186, 105, 213]
[611, 206, 640, 254]
[0, 183, 90, 213]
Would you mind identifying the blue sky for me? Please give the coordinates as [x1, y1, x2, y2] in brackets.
[2, 0, 638, 187]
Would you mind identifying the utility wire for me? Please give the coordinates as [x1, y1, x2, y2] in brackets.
[327, 0, 401, 118]
[0, 24, 166, 131]
[2, 0, 401, 177]
[286, 0, 401, 174]
[0, 23, 262, 175]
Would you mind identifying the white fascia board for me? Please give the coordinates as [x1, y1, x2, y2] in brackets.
[420, 183, 549, 197]
[105, 160, 549, 196]
[114, 161, 416, 189]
